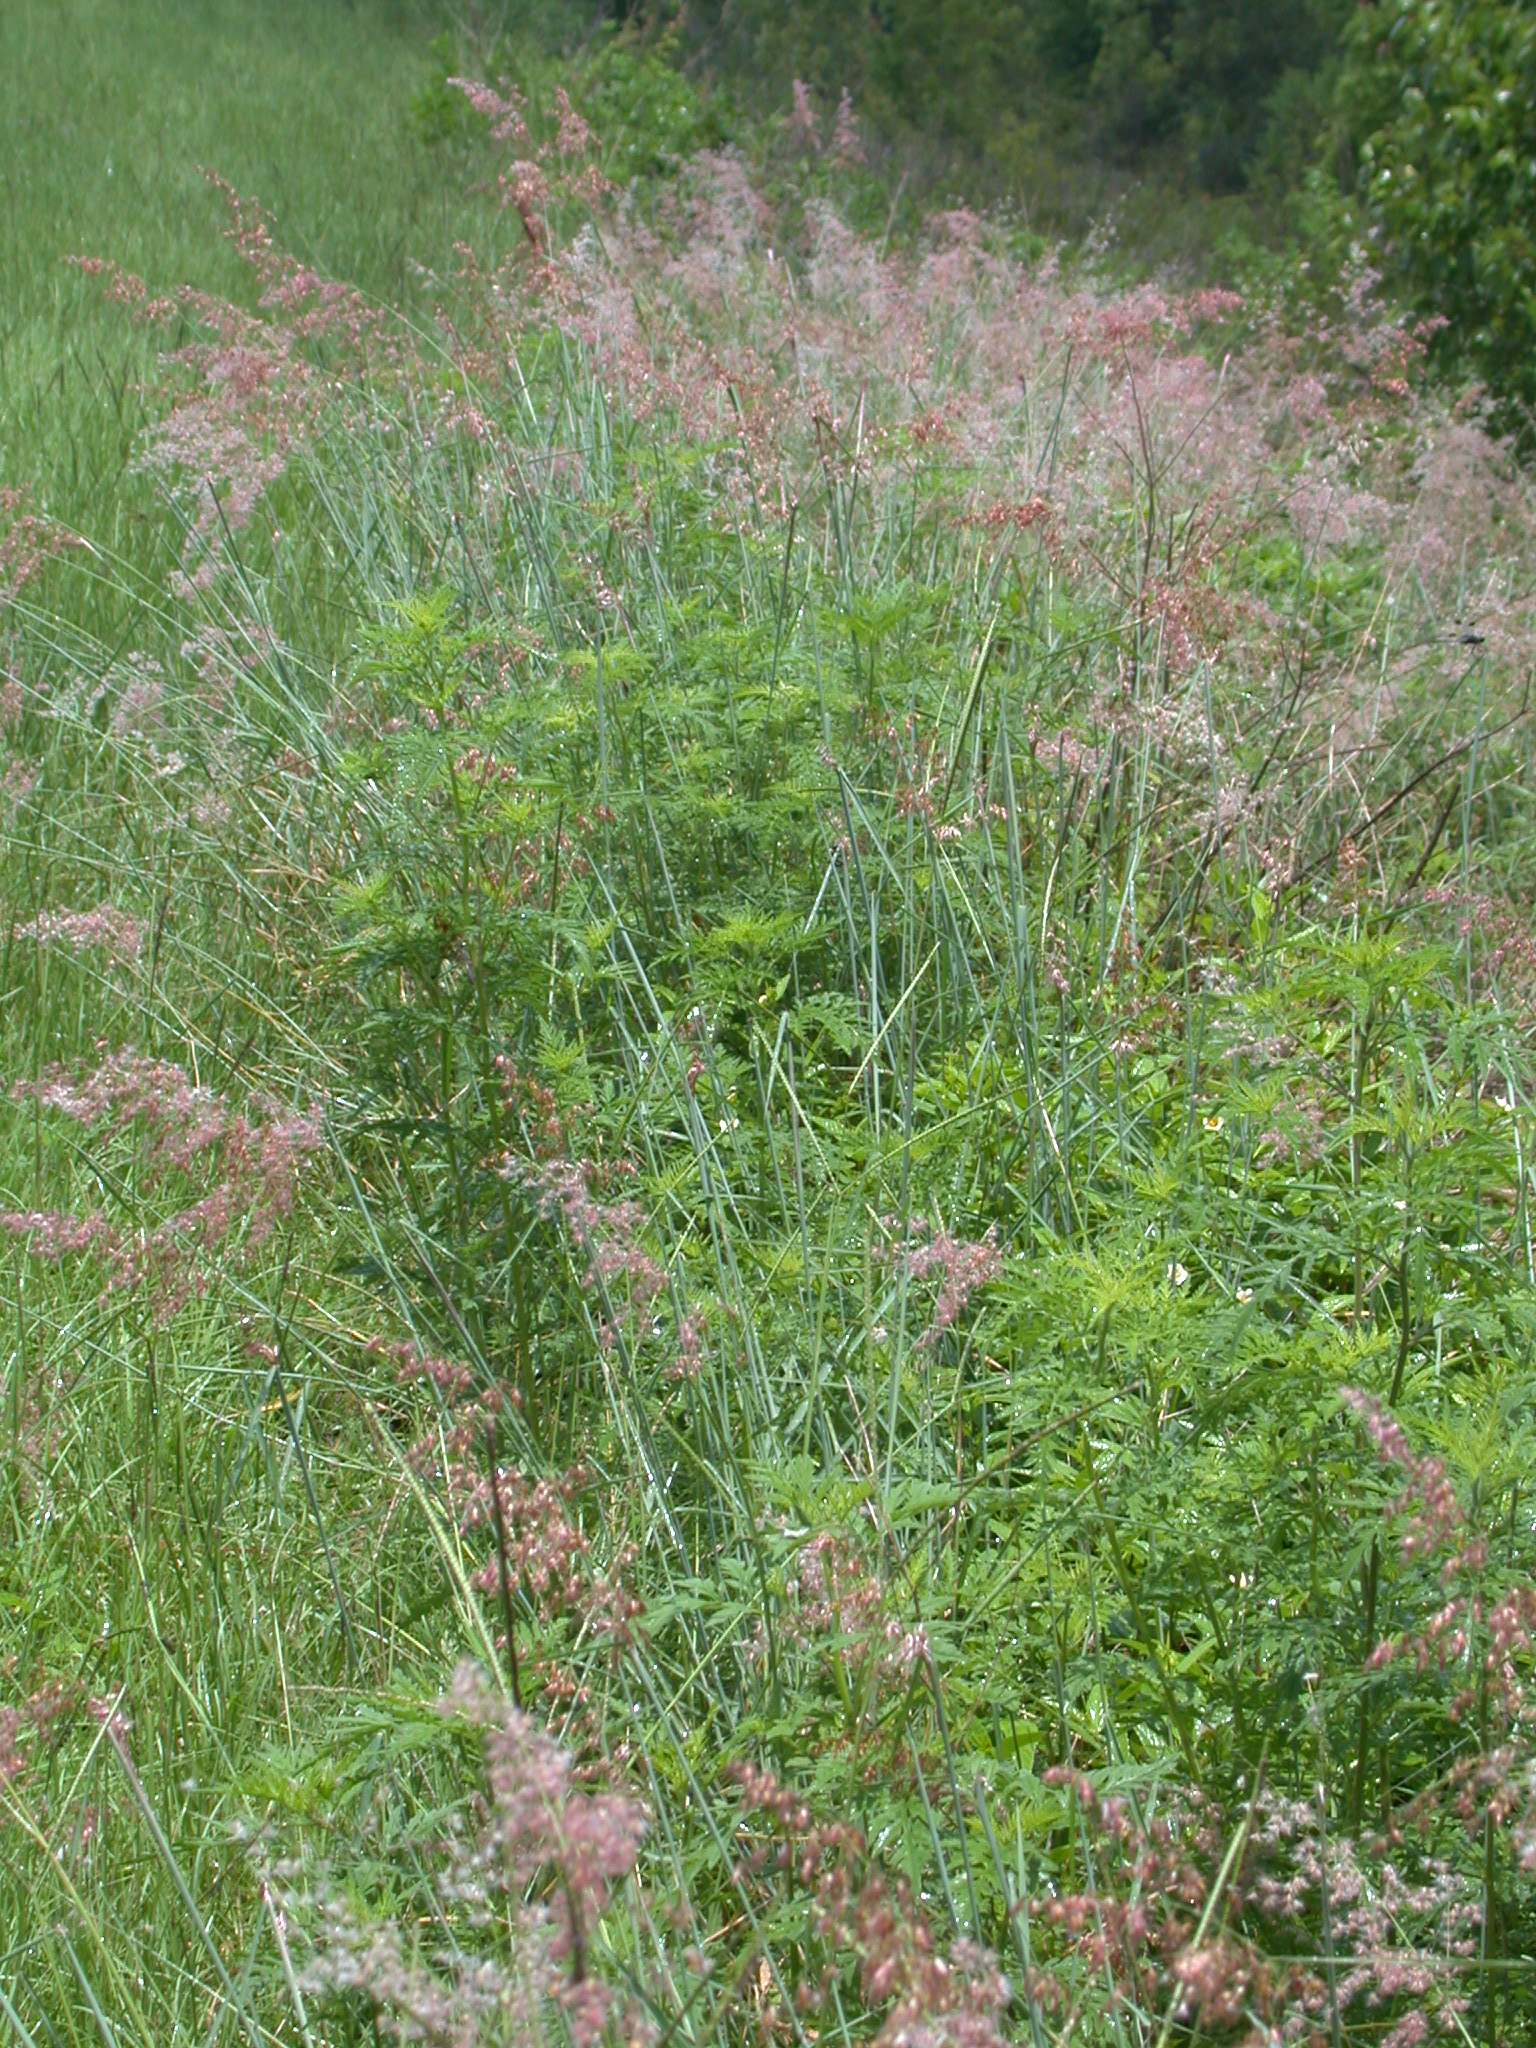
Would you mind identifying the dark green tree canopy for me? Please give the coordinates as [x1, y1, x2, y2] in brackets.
[1345, 0, 1536, 432]
[679, 0, 1350, 195]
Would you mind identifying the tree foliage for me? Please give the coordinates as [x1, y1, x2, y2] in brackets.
[1345, 0, 1536, 433]
[675, 0, 1350, 197]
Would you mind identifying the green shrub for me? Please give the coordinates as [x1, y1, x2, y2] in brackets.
[1346, 0, 1536, 433]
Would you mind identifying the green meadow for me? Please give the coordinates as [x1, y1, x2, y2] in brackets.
[2, 3, 1535, 2042]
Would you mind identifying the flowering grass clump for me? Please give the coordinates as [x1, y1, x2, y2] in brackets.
[1342, 1391, 1536, 1865]
[729, 1762, 1011, 2046]
[1035, 1769, 1481, 2046]
[0, 488, 81, 611]
[15, 904, 142, 963]
[882, 1217, 1004, 1347]
[301, 1663, 647, 2048]
[0, 1679, 76, 1797]
[1, 1050, 324, 1320]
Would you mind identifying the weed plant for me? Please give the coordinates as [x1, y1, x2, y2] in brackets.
[2, 18, 1536, 2046]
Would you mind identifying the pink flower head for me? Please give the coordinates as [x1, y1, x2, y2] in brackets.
[16, 905, 142, 963]
[0, 488, 82, 608]
[3, 1051, 324, 1322]
[552, 87, 594, 159]
[442, 1664, 646, 2006]
[1341, 1389, 1466, 1561]
[883, 1219, 1003, 1346]
[448, 76, 528, 145]
[831, 87, 865, 166]
[790, 79, 820, 150]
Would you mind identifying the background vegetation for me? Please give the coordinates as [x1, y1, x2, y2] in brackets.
[420, 0, 1536, 432]
[2, 0, 1536, 2041]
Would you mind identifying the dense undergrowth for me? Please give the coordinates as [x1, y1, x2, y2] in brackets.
[3, 14, 1536, 2045]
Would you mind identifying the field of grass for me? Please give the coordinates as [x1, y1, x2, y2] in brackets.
[4, 4, 1536, 2043]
